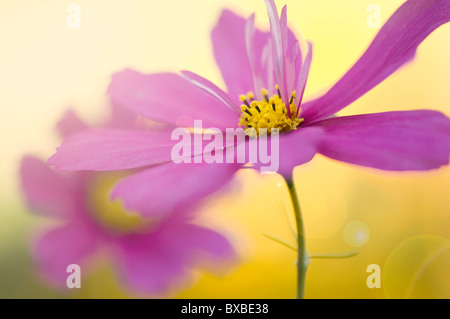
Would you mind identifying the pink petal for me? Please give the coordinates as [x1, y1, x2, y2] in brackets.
[277, 127, 325, 178]
[249, 126, 325, 179]
[280, 5, 289, 59]
[114, 233, 187, 294]
[107, 103, 140, 130]
[32, 221, 101, 287]
[56, 109, 88, 138]
[212, 9, 270, 101]
[115, 217, 235, 295]
[111, 161, 241, 217]
[302, 0, 450, 123]
[261, 41, 275, 94]
[245, 14, 265, 98]
[20, 157, 83, 219]
[284, 39, 299, 97]
[48, 129, 177, 172]
[295, 42, 313, 111]
[264, 0, 287, 105]
[108, 69, 238, 130]
[180, 71, 240, 114]
[314, 110, 450, 171]
[264, 1, 309, 117]
[168, 223, 235, 262]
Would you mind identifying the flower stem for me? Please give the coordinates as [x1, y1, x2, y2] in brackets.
[286, 179, 309, 299]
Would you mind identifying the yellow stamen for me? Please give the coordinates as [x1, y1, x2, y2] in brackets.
[239, 87, 304, 136]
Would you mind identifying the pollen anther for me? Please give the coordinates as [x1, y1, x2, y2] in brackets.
[238, 86, 304, 136]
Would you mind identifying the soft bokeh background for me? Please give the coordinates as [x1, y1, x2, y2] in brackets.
[1, 0, 449, 298]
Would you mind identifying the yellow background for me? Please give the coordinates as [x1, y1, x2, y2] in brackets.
[0, 0, 449, 298]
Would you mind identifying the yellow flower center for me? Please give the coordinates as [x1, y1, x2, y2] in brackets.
[88, 173, 156, 235]
[238, 85, 304, 137]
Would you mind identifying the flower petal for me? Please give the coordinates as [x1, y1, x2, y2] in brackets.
[277, 127, 325, 178]
[246, 14, 265, 98]
[302, 0, 450, 123]
[314, 110, 450, 171]
[111, 161, 241, 218]
[115, 217, 235, 295]
[264, 1, 310, 117]
[212, 9, 270, 101]
[107, 103, 139, 130]
[32, 221, 101, 287]
[114, 231, 187, 295]
[264, 0, 287, 103]
[284, 39, 299, 97]
[48, 129, 177, 172]
[108, 69, 238, 130]
[249, 126, 325, 178]
[20, 157, 83, 219]
[180, 71, 240, 114]
[56, 109, 88, 138]
[169, 223, 235, 263]
[295, 42, 313, 111]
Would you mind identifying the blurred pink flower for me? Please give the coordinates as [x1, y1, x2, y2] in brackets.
[49, 0, 450, 217]
[21, 111, 235, 295]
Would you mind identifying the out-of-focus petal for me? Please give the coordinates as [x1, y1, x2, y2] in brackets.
[114, 232, 186, 295]
[115, 218, 235, 295]
[108, 69, 238, 130]
[314, 110, 450, 170]
[32, 221, 101, 287]
[168, 223, 235, 263]
[56, 109, 88, 138]
[20, 157, 83, 219]
[111, 161, 241, 218]
[302, 0, 450, 123]
[48, 129, 177, 172]
[107, 103, 139, 130]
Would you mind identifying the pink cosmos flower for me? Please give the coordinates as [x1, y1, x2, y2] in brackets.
[21, 110, 235, 295]
[49, 0, 450, 217]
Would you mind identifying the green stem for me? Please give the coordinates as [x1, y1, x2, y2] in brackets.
[286, 179, 309, 299]
[309, 250, 359, 259]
